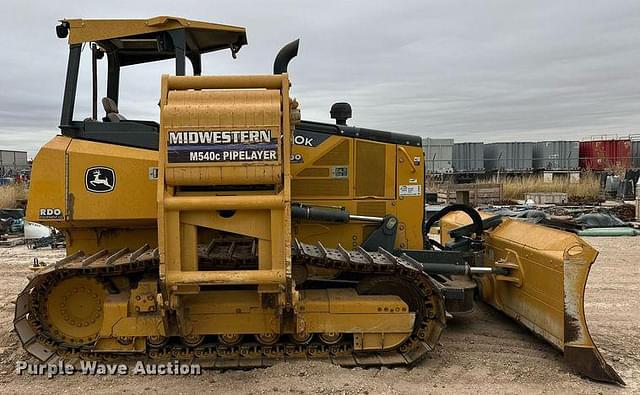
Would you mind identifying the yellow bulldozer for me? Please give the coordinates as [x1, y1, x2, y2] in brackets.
[14, 16, 622, 384]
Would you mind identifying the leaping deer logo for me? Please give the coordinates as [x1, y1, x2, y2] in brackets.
[86, 167, 115, 192]
[89, 170, 113, 189]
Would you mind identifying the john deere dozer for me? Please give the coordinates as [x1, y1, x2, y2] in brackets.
[14, 17, 622, 384]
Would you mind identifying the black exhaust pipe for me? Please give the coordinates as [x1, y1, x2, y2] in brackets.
[273, 39, 300, 74]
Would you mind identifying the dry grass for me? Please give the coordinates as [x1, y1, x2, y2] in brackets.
[0, 183, 28, 209]
[502, 173, 600, 200]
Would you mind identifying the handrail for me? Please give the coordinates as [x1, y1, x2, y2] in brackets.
[166, 74, 285, 90]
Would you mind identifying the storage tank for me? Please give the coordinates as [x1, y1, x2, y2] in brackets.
[0, 150, 14, 166]
[0, 150, 29, 177]
[14, 151, 27, 166]
[423, 138, 453, 173]
[453, 142, 484, 172]
[484, 142, 534, 171]
[0, 150, 28, 166]
[579, 139, 631, 171]
[533, 141, 579, 170]
[605, 175, 621, 198]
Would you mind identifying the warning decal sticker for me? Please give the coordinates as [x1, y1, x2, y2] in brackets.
[399, 184, 422, 197]
[167, 130, 279, 163]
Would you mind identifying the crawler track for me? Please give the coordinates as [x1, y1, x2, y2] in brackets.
[14, 241, 445, 368]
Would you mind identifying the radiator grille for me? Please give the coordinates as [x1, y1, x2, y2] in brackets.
[314, 140, 349, 166]
[356, 141, 385, 197]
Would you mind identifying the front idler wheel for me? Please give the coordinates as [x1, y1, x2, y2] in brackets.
[44, 276, 106, 346]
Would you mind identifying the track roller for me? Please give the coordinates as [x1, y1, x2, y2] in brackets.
[218, 334, 242, 346]
[181, 334, 204, 347]
[319, 332, 343, 345]
[147, 335, 169, 348]
[290, 332, 313, 345]
[255, 333, 279, 345]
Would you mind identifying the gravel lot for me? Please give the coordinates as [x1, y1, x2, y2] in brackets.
[0, 237, 637, 394]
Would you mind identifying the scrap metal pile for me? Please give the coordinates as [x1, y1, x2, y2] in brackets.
[480, 203, 640, 236]
[0, 208, 64, 248]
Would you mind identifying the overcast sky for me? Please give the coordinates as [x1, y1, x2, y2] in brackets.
[1, 0, 639, 157]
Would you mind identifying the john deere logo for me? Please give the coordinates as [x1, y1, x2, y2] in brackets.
[85, 167, 116, 193]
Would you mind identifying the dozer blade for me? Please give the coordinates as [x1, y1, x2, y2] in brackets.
[441, 214, 624, 385]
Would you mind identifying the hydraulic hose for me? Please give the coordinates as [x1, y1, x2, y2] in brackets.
[423, 204, 484, 250]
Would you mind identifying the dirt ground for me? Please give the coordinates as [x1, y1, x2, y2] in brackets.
[0, 237, 637, 394]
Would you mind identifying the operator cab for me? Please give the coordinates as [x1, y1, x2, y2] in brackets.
[56, 16, 247, 149]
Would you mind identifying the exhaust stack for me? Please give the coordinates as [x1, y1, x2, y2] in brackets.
[273, 39, 300, 74]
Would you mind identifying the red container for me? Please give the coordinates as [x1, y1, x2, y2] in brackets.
[579, 139, 631, 170]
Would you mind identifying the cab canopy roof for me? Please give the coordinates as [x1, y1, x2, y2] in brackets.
[60, 16, 247, 66]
